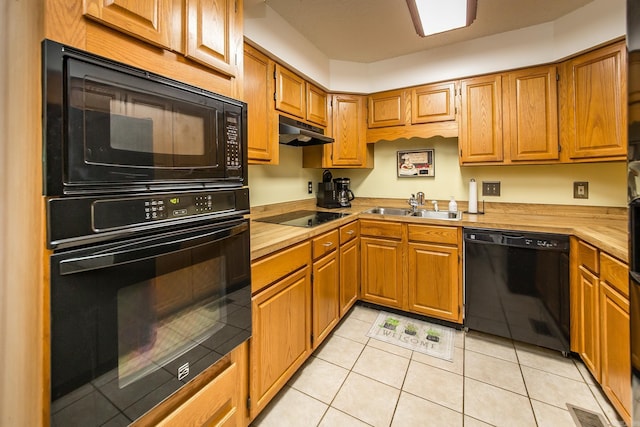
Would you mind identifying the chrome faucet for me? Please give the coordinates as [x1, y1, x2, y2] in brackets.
[408, 194, 418, 212]
[432, 200, 439, 212]
[409, 192, 425, 213]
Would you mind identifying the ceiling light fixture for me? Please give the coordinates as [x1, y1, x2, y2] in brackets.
[406, 0, 477, 37]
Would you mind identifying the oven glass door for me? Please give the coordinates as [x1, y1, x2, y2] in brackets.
[49, 218, 250, 425]
[65, 58, 231, 186]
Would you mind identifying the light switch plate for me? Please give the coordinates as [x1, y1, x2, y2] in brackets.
[482, 181, 501, 196]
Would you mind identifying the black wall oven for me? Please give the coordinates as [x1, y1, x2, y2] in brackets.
[43, 40, 251, 425]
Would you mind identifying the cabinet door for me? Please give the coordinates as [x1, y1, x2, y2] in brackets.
[459, 74, 503, 163]
[505, 66, 559, 161]
[340, 238, 360, 317]
[600, 282, 631, 425]
[407, 242, 461, 323]
[578, 265, 600, 381]
[368, 89, 405, 128]
[411, 82, 456, 124]
[243, 44, 278, 164]
[275, 64, 306, 118]
[250, 267, 311, 417]
[307, 83, 328, 127]
[331, 94, 368, 167]
[83, 0, 173, 49]
[360, 236, 403, 309]
[184, 0, 238, 77]
[563, 42, 626, 160]
[312, 252, 340, 348]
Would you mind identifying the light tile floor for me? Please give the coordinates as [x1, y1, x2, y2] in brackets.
[251, 304, 625, 427]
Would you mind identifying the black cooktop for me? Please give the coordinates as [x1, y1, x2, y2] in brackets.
[254, 210, 349, 228]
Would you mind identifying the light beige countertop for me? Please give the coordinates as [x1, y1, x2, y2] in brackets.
[249, 198, 628, 263]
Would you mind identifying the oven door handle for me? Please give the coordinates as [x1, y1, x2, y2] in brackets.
[59, 221, 248, 275]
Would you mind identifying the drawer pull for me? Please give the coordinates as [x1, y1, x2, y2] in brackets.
[346, 230, 355, 235]
[322, 242, 334, 247]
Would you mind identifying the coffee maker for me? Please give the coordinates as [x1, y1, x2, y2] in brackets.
[316, 171, 355, 208]
[334, 177, 355, 207]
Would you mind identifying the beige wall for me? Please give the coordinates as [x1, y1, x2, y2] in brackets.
[248, 138, 627, 208]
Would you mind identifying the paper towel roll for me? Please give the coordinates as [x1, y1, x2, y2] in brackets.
[468, 179, 478, 213]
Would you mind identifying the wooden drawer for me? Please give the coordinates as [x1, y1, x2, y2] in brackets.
[252, 241, 311, 294]
[601, 252, 629, 298]
[360, 220, 403, 239]
[155, 353, 240, 427]
[408, 224, 458, 245]
[312, 230, 339, 260]
[340, 221, 359, 244]
[577, 240, 599, 274]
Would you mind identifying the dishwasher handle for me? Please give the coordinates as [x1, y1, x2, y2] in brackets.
[464, 228, 569, 251]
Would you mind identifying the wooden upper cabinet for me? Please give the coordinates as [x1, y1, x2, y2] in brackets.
[330, 94, 368, 167]
[411, 82, 456, 124]
[505, 65, 559, 161]
[368, 89, 405, 128]
[459, 74, 503, 163]
[275, 64, 306, 118]
[561, 41, 627, 160]
[83, 0, 173, 49]
[306, 84, 328, 127]
[184, 0, 238, 77]
[83, 0, 240, 78]
[243, 44, 278, 164]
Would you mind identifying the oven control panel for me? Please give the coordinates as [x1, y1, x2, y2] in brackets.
[142, 194, 216, 220]
[92, 191, 236, 231]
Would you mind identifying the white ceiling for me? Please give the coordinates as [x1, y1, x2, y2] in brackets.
[260, 0, 595, 63]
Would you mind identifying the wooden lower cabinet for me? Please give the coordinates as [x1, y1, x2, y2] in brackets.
[339, 221, 360, 316]
[359, 220, 404, 310]
[312, 231, 340, 348]
[132, 342, 249, 427]
[249, 243, 312, 419]
[599, 282, 630, 424]
[406, 224, 462, 323]
[154, 345, 245, 427]
[570, 237, 630, 425]
[577, 264, 601, 380]
[407, 242, 460, 322]
[359, 220, 462, 323]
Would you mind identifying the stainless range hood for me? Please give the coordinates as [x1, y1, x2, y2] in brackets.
[278, 115, 334, 146]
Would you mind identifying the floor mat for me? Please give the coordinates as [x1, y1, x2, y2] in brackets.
[567, 404, 607, 427]
[366, 311, 454, 361]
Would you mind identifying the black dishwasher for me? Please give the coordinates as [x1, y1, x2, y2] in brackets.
[464, 228, 570, 354]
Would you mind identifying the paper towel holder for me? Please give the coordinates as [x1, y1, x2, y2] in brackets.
[463, 200, 485, 215]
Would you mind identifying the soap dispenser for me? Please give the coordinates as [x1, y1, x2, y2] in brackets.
[448, 196, 458, 213]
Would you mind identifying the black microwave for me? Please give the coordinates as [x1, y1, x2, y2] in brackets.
[42, 39, 247, 196]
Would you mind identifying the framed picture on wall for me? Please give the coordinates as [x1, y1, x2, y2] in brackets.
[397, 149, 435, 177]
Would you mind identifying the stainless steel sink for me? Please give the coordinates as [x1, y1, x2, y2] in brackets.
[362, 207, 411, 216]
[362, 207, 462, 221]
[411, 209, 462, 220]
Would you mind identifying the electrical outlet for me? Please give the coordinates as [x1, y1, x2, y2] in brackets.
[574, 181, 589, 199]
[308, 181, 313, 194]
[482, 181, 501, 196]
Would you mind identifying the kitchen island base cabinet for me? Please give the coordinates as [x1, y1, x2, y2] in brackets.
[249, 242, 312, 420]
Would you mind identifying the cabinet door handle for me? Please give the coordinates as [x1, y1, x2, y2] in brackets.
[322, 242, 334, 247]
